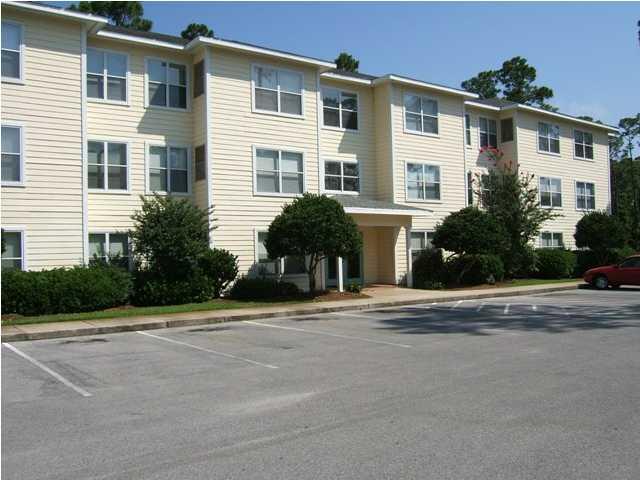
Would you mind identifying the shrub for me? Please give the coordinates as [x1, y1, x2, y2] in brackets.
[197, 248, 239, 297]
[432, 207, 508, 255]
[131, 269, 213, 306]
[447, 254, 505, 286]
[505, 244, 538, 278]
[574, 211, 626, 264]
[534, 249, 577, 279]
[412, 248, 447, 289]
[345, 282, 362, 294]
[2, 264, 131, 316]
[574, 245, 637, 276]
[229, 277, 300, 300]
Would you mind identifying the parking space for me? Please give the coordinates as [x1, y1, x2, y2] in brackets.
[3, 288, 640, 479]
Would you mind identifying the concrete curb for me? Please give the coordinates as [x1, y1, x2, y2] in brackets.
[1, 283, 581, 342]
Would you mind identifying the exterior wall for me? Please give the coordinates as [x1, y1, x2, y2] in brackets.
[515, 111, 611, 249]
[464, 105, 501, 205]
[373, 82, 394, 201]
[86, 37, 195, 233]
[191, 49, 209, 213]
[1, 9, 84, 269]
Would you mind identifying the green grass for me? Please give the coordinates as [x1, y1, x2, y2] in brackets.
[498, 278, 579, 287]
[1, 298, 311, 326]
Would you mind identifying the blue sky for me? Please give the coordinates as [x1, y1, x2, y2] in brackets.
[58, 1, 639, 125]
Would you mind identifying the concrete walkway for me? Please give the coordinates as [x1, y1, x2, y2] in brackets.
[1, 281, 583, 342]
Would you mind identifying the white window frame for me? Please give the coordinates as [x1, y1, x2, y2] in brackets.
[1, 122, 25, 187]
[539, 176, 563, 209]
[88, 231, 132, 269]
[409, 230, 435, 263]
[86, 48, 130, 105]
[252, 145, 306, 197]
[573, 129, 594, 161]
[1, 227, 26, 271]
[87, 138, 131, 193]
[537, 121, 561, 156]
[478, 117, 498, 148]
[1, 20, 24, 84]
[144, 57, 190, 111]
[464, 113, 471, 147]
[320, 85, 359, 131]
[251, 63, 305, 119]
[575, 180, 596, 211]
[539, 231, 564, 249]
[403, 92, 439, 137]
[405, 162, 442, 203]
[322, 159, 360, 195]
[145, 142, 192, 196]
[254, 228, 307, 278]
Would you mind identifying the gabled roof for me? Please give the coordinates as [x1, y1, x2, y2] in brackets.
[102, 24, 188, 46]
[374, 74, 479, 99]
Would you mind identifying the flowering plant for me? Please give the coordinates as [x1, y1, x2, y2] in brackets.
[479, 146, 504, 163]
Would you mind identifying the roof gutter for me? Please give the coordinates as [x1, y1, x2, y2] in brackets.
[320, 72, 373, 86]
[375, 74, 479, 99]
[505, 104, 618, 132]
[94, 29, 184, 50]
[464, 100, 501, 111]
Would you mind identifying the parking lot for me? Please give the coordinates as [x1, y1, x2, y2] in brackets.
[3, 288, 639, 480]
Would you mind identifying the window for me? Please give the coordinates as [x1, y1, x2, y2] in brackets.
[89, 232, 130, 268]
[479, 117, 497, 148]
[1, 230, 23, 270]
[540, 176, 562, 208]
[88, 141, 128, 191]
[324, 160, 359, 193]
[147, 59, 187, 109]
[501, 118, 514, 142]
[538, 122, 560, 154]
[576, 181, 595, 210]
[148, 145, 190, 194]
[574, 130, 593, 160]
[464, 114, 471, 146]
[2, 125, 22, 184]
[406, 163, 440, 201]
[322, 87, 358, 130]
[87, 49, 127, 102]
[540, 232, 564, 248]
[404, 94, 438, 135]
[467, 172, 490, 206]
[620, 257, 640, 268]
[256, 231, 305, 275]
[193, 60, 204, 98]
[467, 171, 473, 205]
[410, 231, 435, 263]
[255, 148, 304, 195]
[195, 145, 206, 181]
[1, 21, 22, 80]
[253, 65, 303, 116]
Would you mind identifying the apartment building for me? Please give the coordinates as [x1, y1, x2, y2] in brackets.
[1, 1, 617, 290]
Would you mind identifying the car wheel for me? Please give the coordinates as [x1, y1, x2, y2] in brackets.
[594, 275, 609, 290]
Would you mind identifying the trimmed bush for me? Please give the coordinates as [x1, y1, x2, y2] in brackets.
[574, 246, 637, 276]
[197, 248, 239, 297]
[534, 249, 576, 279]
[229, 276, 300, 300]
[504, 244, 538, 278]
[412, 248, 446, 289]
[447, 254, 505, 286]
[2, 264, 131, 316]
[432, 207, 508, 255]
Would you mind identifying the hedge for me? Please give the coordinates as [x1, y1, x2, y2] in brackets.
[534, 249, 576, 279]
[448, 254, 505, 286]
[229, 277, 300, 300]
[412, 248, 446, 289]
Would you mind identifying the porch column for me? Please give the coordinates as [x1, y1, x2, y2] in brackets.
[405, 225, 413, 288]
[337, 256, 344, 292]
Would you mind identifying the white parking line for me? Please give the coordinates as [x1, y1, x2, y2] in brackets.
[476, 303, 485, 312]
[531, 304, 537, 311]
[243, 321, 412, 348]
[451, 300, 464, 310]
[3, 343, 92, 397]
[503, 304, 510, 315]
[136, 331, 279, 369]
[333, 311, 379, 320]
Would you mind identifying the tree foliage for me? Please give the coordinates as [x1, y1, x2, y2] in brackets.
[265, 194, 362, 293]
[181, 23, 215, 40]
[432, 207, 508, 256]
[334, 52, 359, 72]
[69, 1, 153, 31]
[611, 158, 640, 249]
[574, 211, 627, 264]
[461, 56, 556, 110]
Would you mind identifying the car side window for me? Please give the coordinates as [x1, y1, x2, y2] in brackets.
[620, 258, 640, 268]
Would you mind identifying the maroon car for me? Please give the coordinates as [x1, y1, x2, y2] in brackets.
[584, 255, 640, 289]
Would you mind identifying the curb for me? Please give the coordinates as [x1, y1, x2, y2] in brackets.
[1, 283, 581, 342]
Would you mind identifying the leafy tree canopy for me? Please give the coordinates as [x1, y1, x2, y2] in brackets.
[432, 207, 508, 256]
[69, 1, 153, 31]
[265, 194, 362, 292]
[181, 23, 215, 40]
[461, 56, 556, 110]
[334, 52, 359, 72]
[574, 211, 626, 262]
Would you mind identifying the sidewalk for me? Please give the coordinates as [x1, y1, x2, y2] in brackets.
[1, 281, 582, 342]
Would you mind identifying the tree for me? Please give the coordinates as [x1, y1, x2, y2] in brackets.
[461, 56, 556, 110]
[574, 211, 626, 264]
[478, 163, 560, 276]
[432, 207, 508, 256]
[334, 52, 359, 72]
[265, 194, 362, 293]
[611, 157, 640, 249]
[181, 23, 214, 41]
[68, 1, 153, 31]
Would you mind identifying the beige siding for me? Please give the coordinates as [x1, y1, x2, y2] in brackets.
[86, 37, 195, 232]
[191, 49, 208, 212]
[373, 82, 394, 201]
[515, 111, 611, 249]
[1, 9, 83, 269]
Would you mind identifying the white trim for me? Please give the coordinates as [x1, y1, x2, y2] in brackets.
[251, 63, 305, 119]
[539, 175, 563, 209]
[204, 48, 214, 247]
[319, 84, 360, 132]
[315, 71, 323, 194]
[462, 107, 469, 205]
[402, 91, 440, 138]
[321, 158, 361, 195]
[464, 100, 501, 111]
[1, 20, 25, 84]
[389, 83, 397, 200]
[376, 74, 478, 99]
[252, 145, 307, 197]
[4, 1, 109, 24]
[572, 127, 595, 161]
[95, 30, 183, 51]
[343, 207, 431, 216]
[506, 103, 618, 132]
[81, 26, 89, 265]
[404, 162, 442, 203]
[86, 47, 130, 106]
[320, 72, 372, 85]
[574, 180, 596, 212]
[1, 226, 27, 271]
[536, 120, 561, 156]
[607, 141, 612, 214]
[405, 225, 413, 288]
[144, 57, 190, 111]
[86, 138, 132, 193]
[1, 121, 26, 187]
[145, 142, 193, 196]
[539, 231, 564, 249]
